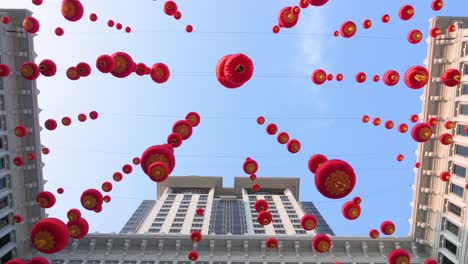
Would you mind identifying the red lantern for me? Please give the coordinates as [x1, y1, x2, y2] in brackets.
[381, 14, 390, 23]
[314, 159, 356, 199]
[89, 13, 98, 22]
[132, 157, 141, 165]
[415, 162, 421, 168]
[66, 66, 80, 81]
[408, 29, 423, 44]
[424, 259, 437, 264]
[369, 229, 379, 239]
[185, 112, 201, 127]
[333, 30, 339, 37]
[341, 201, 361, 220]
[103, 195, 111, 203]
[372, 75, 380, 82]
[36, 191, 56, 209]
[28, 257, 49, 264]
[94, 205, 103, 213]
[196, 208, 204, 216]
[110, 52, 135, 78]
[362, 19, 372, 29]
[20, 62, 40, 80]
[174, 12, 182, 20]
[31, 218, 69, 254]
[396, 154, 404, 162]
[372, 117, 381, 126]
[15, 125, 28, 137]
[411, 123, 433, 142]
[23, 16, 40, 34]
[339, 21, 356, 38]
[361, 115, 370, 123]
[287, 139, 301, 154]
[141, 145, 176, 175]
[465, 183, 468, 190]
[147, 162, 170, 182]
[101, 182, 113, 192]
[249, 174, 257, 181]
[380, 221, 395, 235]
[308, 154, 328, 174]
[383, 70, 400, 86]
[299, 0, 309, 8]
[441, 68, 462, 87]
[76, 62, 91, 77]
[216, 53, 254, 88]
[185, 25, 193, 33]
[44, 119, 58, 131]
[1, 16, 10, 24]
[173, 120, 193, 140]
[384, 120, 394, 129]
[150, 63, 170, 84]
[13, 215, 23, 223]
[336, 73, 343, 81]
[449, 25, 457, 32]
[410, 114, 419, 123]
[167, 133, 183, 148]
[76, 113, 86, 122]
[440, 171, 451, 182]
[277, 132, 290, 144]
[57, 188, 64, 194]
[252, 183, 261, 192]
[61, 117, 72, 126]
[55, 27, 64, 36]
[116, 23, 123, 30]
[61, 0, 84, 22]
[311, 69, 327, 85]
[80, 189, 103, 211]
[312, 234, 331, 253]
[42, 147, 50, 155]
[399, 5, 415, 21]
[430, 27, 441, 38]
[0, 64, 10, 77]
[39, 59, 57, 77]
[7, 259, 26, 264]
[88, 111, 98, 120]
[301, 214, 317, 230]
[278, 7, 299, 28]
[122, 164, 133, 174]
[326, 74, 333, 81]
[27, 152, 35, 161]
[113, 172, 123, 182]
[243, 158, 258, 174]
[163, 1, 178, 16]
[439, 133, 453, 145]
[13, 157, 24, 167]
[188, 251, 199, 261]
[308, 0, 329, 6]
[266, 123, 278, 135]
[67, 217, 89, 239]
[266, 237, 278, 248]
[108, 20, 115, 28]
[388, 249, 410, 264]
[272, 25, 280, 34]
[125, 27, 131, 33]
[96, 55, 115, 73]
[257, 116, 266, 125]
[191, 231, 202, 242]
[353, 196, 361, 205]
[431, 0, 444, 11]
[254, 199, 269, 212]
[428, 117, 438, 126]
[355, 72, 366, 83]
[444, 121, 455, 129]
[257, 211, 272, 226]
[135, 63, 147, 76]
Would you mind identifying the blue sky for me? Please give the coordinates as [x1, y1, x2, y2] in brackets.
[4, 0, 467, 236]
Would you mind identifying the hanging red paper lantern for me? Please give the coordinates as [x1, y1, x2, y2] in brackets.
[326, 74, 333, 81]
[66, 66, 80, 81]
[94, 205, 103, 213]
[249, 174, 257, 181]
[36, 191, 56, 209]
[415, 162, 421, 168]
[174, 12, 182, 20]
[61, 117, 72, 126]
[311, 69, 327, 85]
[355, 72, 367, 83]
[20, 62, 40, 80]
[411, 123, 433, 143]
[150, 63, 170, 84]
[44, 119, 58, 131]
[67, 217, 89, 239]
[0, 64, 10, 77]
[333, 30, 339, 37]
[287, 139, 301, 154]
[125, 27, 131, 33]
[23, 16, 40, 34]
[308, 154, 328, 174]
[28, 256, 49, 264]
[196, 208, 204, 216]
[188, 251, 199, 261]
[431, 0, 444, 11]
[101, 182, 113, 192]
[266, 123, 278, 135]
[167, 133, 183, 148]
[6, 259, 25, 264]
[399, 5, 415, 21]
[447, 25, 455, 33]
[135, 63, 147, 76]
[410, 114, 419, 123]
[184, 112, 201, 127]
[428, 117, 438, 126]
[61, 0, 84, 22]
[141, 145, 176, 175]
[353, 196, 362, 205]
[265, 237, 278, 249]
[388, 249, 410, 264]
[424, 259, 438, 264]
[42, 147, 50, 155]
[396, 154, 404, 162]
[147, 162, 170, 182]
[372, 117, 381, 126]
[103, 195, 111, 203]
[444, 121, 455, 129]
[220, 53, 254, 88]
[440, 171, 451, 182]
[383, 70, 400, 86]
[257, 211, 272, 226]
[55, 27, 64, 36]
[113, 172, 123, 182]
[430, 27, 441, 38]
[373, 75, 380, 82]
[384, 120, 394, 129]
[272, 25, 280, 34]
[243, 158, 258, 174]
[89, 111, 98, 120]
[278, 7, 299, 28]
[191, 231, 202, 242]
[340, 21, 356, 38]
[67, 208, 82, 221]
[361, 115, 370, 123]
[13, 157, 24, 167]
[439, 133, 453, 145]
[31, 218, 69, 254]
[77, 113, 87, 122]
[39, 59, 57, 77]
[277, 132, 290, 144]
[254, 199, 269, 212]
[299, 0, 309, 8]
[107, 20, 115, 27]
[13, 215, 23, 223]
[342, 201, 361, 220]
[308, 0, 329, 6]
[300, 214, 317, 230]
[80, 189, 103, 211]
[257, 116, 266, 125]
[336, 73, 343, 81]
[381, 14, 390, 23]
[122, 164, 133, 174]
[380, 221, 395, 235]
[110, 52, 135, 78]
[465, 183, 468, 190]
[26, 152, 35, 161]
[398, 123, 409, 133]
[96, 55, 115, 73]
[132, 157, 141, 165]
[186, 25, 193, 33]
[408, 29, 423, 44]
[312, 234, 331, 253]
[76, 62, 91, 77]
[116, 23, 122, 30]
[89, 13, 97, 22]
[441, 68, 462, 87]
[172, 120, 193, 140]
[57, 188, 64, 194]
[15, 125, 28, 137]
[252, 183, 261, 192]
[315, 159, 356, 199]
[362, 19, 372, 29]
[369, 229, 379, 239]
[163, 1, 178, 16]
[1, 16, 10, 24]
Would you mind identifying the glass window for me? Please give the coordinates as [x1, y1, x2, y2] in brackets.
[461, 104, 468, 115]
[171, 223, 183, 227]
[280, 196, 290, 202]
[167, 194, 176, 200]
[0, 215, 9, 229]
[295, 230, 306, 234]
[157, 213, 167, 217]
[0, 157, 6, 170]
[457, 125, 468, 136]
[455, 144, 468, 157]
[249, 196, 256, 201]
[0, 233, 11, 248]
[151, 223, 163, 227]
[463, 85, 468, 95]
[445, 220, 459, 236]
[174, 218, 184, 222]
[440, 254, 455, 264]
[273, 224, 284, 229]
[448, 202, 462, 217]
[450, 184, 464, 197]
[0, 177, 6, 190]
[148, 228, 160, 233]
[275, 230, 286, 234]
[192, 224, 202, 227]
[452, 164, 466, 178]
[169, 229, 180, 233]
[444, 238, 457, 255]
[254, 230, 265, 234]
[159, 209, 169, 212]
[183, 195, 192, 200]
[464, 64, 468, 75]
[0, 196, 8, 210]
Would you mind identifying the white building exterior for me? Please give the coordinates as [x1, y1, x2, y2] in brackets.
[0, 8, 46, 263]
